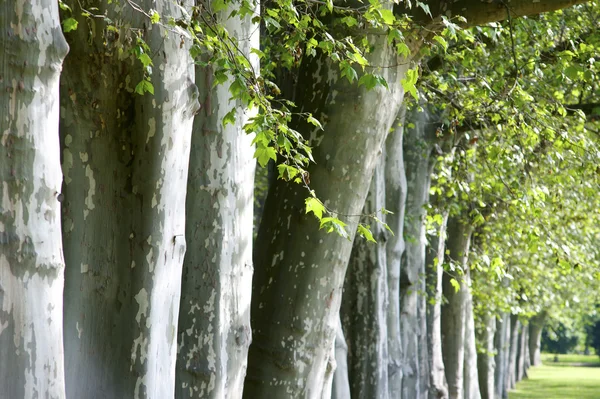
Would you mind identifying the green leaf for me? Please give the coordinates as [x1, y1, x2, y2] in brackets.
[223, 109, 236, 127]
[255, 145, 277, 167]
[401, 67, 419, 100]
[432, 35, 448, 52]
[326, 0, 333, 12]
[320, 217, 349, 239]
[450, 278, 461, 293]
[62, 18, 78, 33]
[150, 10, 160, 24]
[379, 9, 396, 25]
[138, 53, 153, 68]
[134, 79, 154, 95]
[358, 224, 376, 242]
[305, 197, 326, 220]
[307, 115, 324, 130]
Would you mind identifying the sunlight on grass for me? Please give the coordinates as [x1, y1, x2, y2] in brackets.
[509, 354, 600, 399]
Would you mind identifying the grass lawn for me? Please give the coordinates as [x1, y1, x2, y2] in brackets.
[509, 354, 600, 399]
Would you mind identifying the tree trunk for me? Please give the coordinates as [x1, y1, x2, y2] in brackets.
[506, 316, 520, 391]
[385, 107, 407, 398]
[494, 313, 510, 399]
[528, 311, 547, 366]
[341, 160, 389, 399]
[175, 5, 258, 398]
[426, 213, 450, 399]
[244, 30, 409, 397]
[0, 1, 68, 397]
[516, 322, 528, 382]
[476, 314, 496, 399]
[60, 2, 199, 397]
[402, 105, 442, 398]
[331, 316, 351, 399]
[462, 284, 481, 399]
[441, 216, 474, 399]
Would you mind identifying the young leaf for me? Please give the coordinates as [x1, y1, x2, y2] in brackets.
[450, 278, 461, 293]
[62, 18, 78, 32]
[305, 197, 326, 220]
[357, 224, 377, 242]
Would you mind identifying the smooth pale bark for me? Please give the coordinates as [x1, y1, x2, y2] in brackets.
[476, 314, 496, 399]
[426, 213, 450, 399]
[402, 106, 442, 398]
[462, 286, 481, 399]
[516, 322, 529, 382]
[341, 159, 389, 399]
[506, 316, 520, 391]
[60, 2, 199, 397]
[385, 108, 407, 398]
[441, 217, 474, 399]
[528, 312, 547, 366]
[0, 2, 68, 397]
[331, 317, 351, 399]
[494, 313, 510, 399]
[244, 31, 409, 397]
[175, 4, 258, 398]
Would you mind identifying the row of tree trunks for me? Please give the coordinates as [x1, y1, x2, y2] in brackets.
[0, 1, 69, 397]
[341, 160, 389, 399]
[60, 2, 200, 398]
[245, 26, 410, 395]
[463, 285, 481, 399]
[175, 3, 258, 398]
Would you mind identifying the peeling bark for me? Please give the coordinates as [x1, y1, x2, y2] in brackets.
[0, 1, 68, 397]
[244, 30, 409, 397]
[402, 106, 442, 398]
[60, 2, 199, 397]
[516, 323, 528, 382]
[331, 316, 351, 399]
[441, 216, 474, 399]
[493, 313, 510, 399]
[175, 4, 258, 398]
[384, 108, 407, 398]
[426, 212, 449, 399]
[341, 159, 389, 399]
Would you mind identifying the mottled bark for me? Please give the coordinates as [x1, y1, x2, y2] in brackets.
[476, 315, 496, 399]
[441, 217, 474, 399]
[0, 1, 68, 397]
[331, 317, 351, 399]
[528, 312, 547, 366]
[341, 160, 389, 399]
[494, 313, 510, 399]
[244, 30, 409, 397]
[175, 4, 258, 398]
[402, 106, 442, 398]
[462, 286, 481, 399]
[385, 108, 407, 398]
[60, 2, 199, 398]
[426, 213, 449, 399]
[506, 316, 520, 391]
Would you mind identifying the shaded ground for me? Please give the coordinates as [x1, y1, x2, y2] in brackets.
[509, 354, 600, 399]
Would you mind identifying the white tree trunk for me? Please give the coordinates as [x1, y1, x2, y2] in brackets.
[506, 316, 520, 391]
[441, 216, 474, 399]
[175, 3, 258, 398]
[462, 284, 481, 399]
[493, 313, 510, 399]
[0, 1, 68, 397]
[331, 316, 351, 399]
[384, 107, 407, 398]
[426, 212, 450, 399]
[341, 159, 389, 399]
[60, 2, 199, 397]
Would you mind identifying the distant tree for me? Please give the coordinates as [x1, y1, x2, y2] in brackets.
[541, 324, 579, 355]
